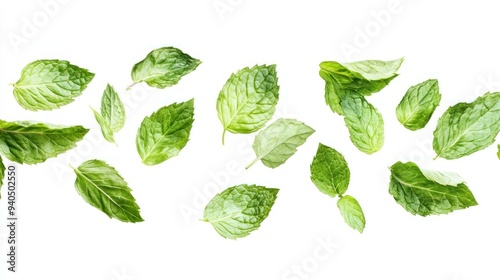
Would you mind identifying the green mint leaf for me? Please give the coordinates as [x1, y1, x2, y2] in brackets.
[337, 195, 366, 233]
[91, 84, 126, 144]
[0, 120, 89, 164]
[73, 159, 143, 223]
[319, 58, 401, 154]
[203, 184, 279, 240]
[0, 155, 5, 200]
[310, 143, 350, 197]
[101, 84, 126, 132]
[91, 107, 115, 144]
[13, 59, 94, 111]
[389, 161, 478, 216]
[341, 95, 384, 154]
[130, 47, 201, 89]
[216, 64, 279, 144]
[247, 118, 314, 169]
[498, 144, 500, 159]
[396, 79, 441, 130]
[136, 99, 194, 166]
[433, 92, 500, 159]
[319, 58, 403, 111]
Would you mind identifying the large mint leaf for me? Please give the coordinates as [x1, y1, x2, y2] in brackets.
[216, 64, 279, 144]
[341, 95, 384, 154]
[203, 184, 279, 240]
[130, 47, 201, 89]
[13, 60, 94, 111]
[389, 161, 478, 216]
[433, 92, 500, 159]
[396, 79, 441, 131]
[136, 99, 194, 166]
[73, 160, 143, 223]
[310, 143, 350, 197]
[0, 120, 89, 164]
[247, 118, 314, 169]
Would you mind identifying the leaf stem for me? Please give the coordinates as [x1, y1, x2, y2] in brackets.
[245, 157, 259, 169]
[433, 154, 439, 160]
[126, 81, 139, 91]
[222, 129, 227, 145]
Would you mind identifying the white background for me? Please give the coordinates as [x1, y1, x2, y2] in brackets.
[1, 0, 500, 279]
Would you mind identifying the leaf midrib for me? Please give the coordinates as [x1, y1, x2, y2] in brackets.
[391, 170, 462, 198]
[141, 110, 188, 162]
[14, 78, 78, 88]
[0, 127, 76, 136]
[135, 71, 167, 84]
[256, 131, 311, 161]
[207, 210, 244, 224]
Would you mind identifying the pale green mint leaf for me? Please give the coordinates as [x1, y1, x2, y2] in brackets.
[396, 79, 441, 130]
[337, 195, 365, 233]
[136, 99, 194, 166]
[433, 92, 500, 159]
[216, 65, 279, 144]
[343, 58, 404, 81]
[73, 159, 143, 223]
[0, 155, 5, 200]
[320, 61, 392, 97]
[13, 60, 94, 111]
[498, 144, 500, 159]
[130, 47, 201, 89]
[91, 107, 115, 144]
[310, 143, 350, 197]
[319, 57, 403, 105]
[420, 169, 465, 187]
[91, 84, 126, 144]
[340, 95, 384, 154]
[101, 84, 126, 132]
[0, 120, 89, 164]
[389, 161, 478, 216]
[202, 184, 279, 240]
[247, 118, 314, 169]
